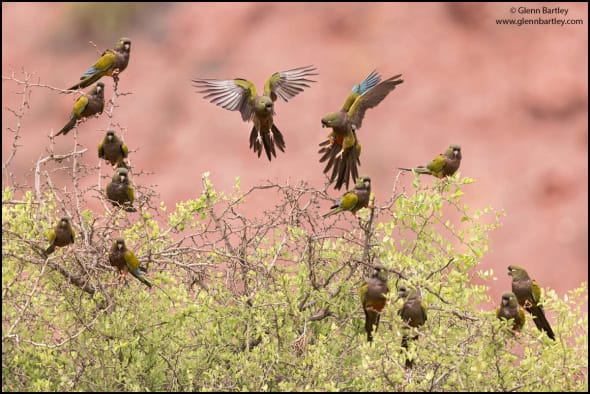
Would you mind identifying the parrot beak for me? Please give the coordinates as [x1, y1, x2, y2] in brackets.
[501, 298, 508, 306]
[120, 175, 125, 182]
[321, 119, 328, 128]
[117, 243, 123, 250]
[125, 43, 130, 51]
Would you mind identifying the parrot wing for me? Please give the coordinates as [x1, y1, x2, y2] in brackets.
[82, 49, 117, 78]
[98, 140, 105, 158]
[72, 95, 89, 118]
[192, 77, 256, 121]
[121, 143, 129, 158]
[426, 154, 447, 175]
[264, 65, 317, 102]
[348, 74, 403, 129]
[340, 70, 382, 112]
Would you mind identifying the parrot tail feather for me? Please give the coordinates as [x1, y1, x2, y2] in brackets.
[44, 243, 55, 257]
[261, 131, 274, 161]
[131, 270, 152, 288]
[322, 206, 342, 218]
[249, 126, 264, 159]
[530, 305, 555, 340]
[56, 117, 77, 136]
[68, 72, 101, 91]
[271, 124, 286, 153]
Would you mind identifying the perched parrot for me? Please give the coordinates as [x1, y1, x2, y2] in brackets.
[319, 70, 403, 190]
[68, 37, 131, 91]
[106, 167, 136, 212]
[398, 285, 427, 368]
[496, 291, 526, 333]
[44, 216, 75, 256]
[98, 130, 128, 167]
[56, 82, 105, 136]
[191, 66, 317, 161]
[398, 144, 462, 178]
[322, 176, 371, 218]
[359, 268, 389, 342]
[109, 238, 152, 288]
[508, 265, 555, 340]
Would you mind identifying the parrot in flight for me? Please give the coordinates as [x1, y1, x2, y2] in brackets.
[192, 65, 317, 161]
[398, 285, 427, 368]
[98, 130, 129, 167]
[398, 144, 462, 178]
[508, 265, 555, 340]
[319, 70, 403, 190]
[322, 176, 371, 218]
[106, 167, 136, 212]
[56, 82, 105, 136]
[44, 216, 75, 256]
[359, 268, 389, 342]
[496, 291, 526, 333]
[109, 238, 152, 288]
[68, 37, 131, 91]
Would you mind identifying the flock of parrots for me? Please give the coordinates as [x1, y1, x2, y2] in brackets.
[43, 37, 555, 363]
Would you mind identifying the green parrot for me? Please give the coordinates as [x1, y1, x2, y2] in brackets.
[398, 144, 462, 178]
[359, 268, 389, 342]
[319, 70, 403, 190]
[508, 265, 555, 340]
[322, 176, 371, 218]
[192, 66, 317, 161]
[106, 167, 136, 212]
[56, 82, 105, 136]
[98, 130, 128, 167]
[68, 37, 131, 91]
[44, 216, 75, 256]
[109, 238, 152, 288]
[398, 285, 427, 368]
[496, 291, 526, 333]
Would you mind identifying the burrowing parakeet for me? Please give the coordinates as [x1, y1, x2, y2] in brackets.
[398, 144, 462, 178]
[398, 285, 427, 368]
[322, 176, 371, 218]
[496, 291, 526, 333]
[44, 216, 75, 256]
[98, 130, 128, 167]
[192, 66, 317, 161]
[106, 167, 136, 212]
[109, 238, 152, 288]
[319, 71, 403, 190]
[508, 265, 555, 340]
[359, 268, 389, 342]
[68, 37, 131, 91]
[56, 82, 105, 136]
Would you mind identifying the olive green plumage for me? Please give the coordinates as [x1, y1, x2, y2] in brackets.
[496, 291, 526, 333]
[322, 176, 371, 218]
[359, 268, 389, 342]
[109, 238, 152, 288]
[56, 82, 105, 136]
[398, 285, 427, 368]
[106, 167, 136, 212]
[98, 130, 128, 167]
[399, 144, 462, 178]
[319, 71, 403, 190]
[44, 216, 75, 256]
[192, 66, 317, 161]
[508, 265, 555, 340]
[68, 37, 131, 91]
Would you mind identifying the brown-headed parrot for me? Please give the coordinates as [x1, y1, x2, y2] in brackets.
[496, 291, 526, 333]
[359, 268, 389, 342]
[98, 130, 128, 167]
[106, 167, 136, 212]
[109, 238, 152, 288]
[68, 37, 131, 91]
[322, 176, 371, 218]
[319, 71, 403, 190]
[398, 144, 462, 178]
[508, 265, 555, 340]
[398, 285, 427, 368]
[191, 66, 317, 161]
[44, 216, 75, 256]
[56, 82, 105, 136]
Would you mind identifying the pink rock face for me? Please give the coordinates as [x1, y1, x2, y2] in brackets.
[2, 3, 588, 307]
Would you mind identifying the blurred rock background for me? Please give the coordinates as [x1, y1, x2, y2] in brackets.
[2, 3, 587, 306]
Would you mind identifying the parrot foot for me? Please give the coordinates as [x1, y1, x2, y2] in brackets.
[335, 148, 345, 160]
